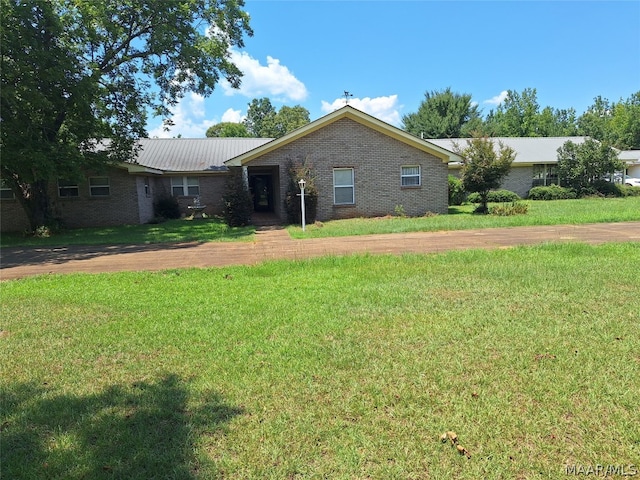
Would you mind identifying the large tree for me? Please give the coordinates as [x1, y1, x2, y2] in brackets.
[206, 122, 251, 137]
[1, 0, 252, 230]
[556, 139, 622, 193]
[243, 98, 310, 138]
[401, 88, 482, 138]
[457, 137, 516, 213]
[578, 92, 640, 149]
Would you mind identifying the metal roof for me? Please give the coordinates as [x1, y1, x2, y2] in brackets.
[427, 137, 590, 164]
[132, 138, 273, 172]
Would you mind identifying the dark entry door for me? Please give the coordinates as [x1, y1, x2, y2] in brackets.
[249, 174, 273, 212]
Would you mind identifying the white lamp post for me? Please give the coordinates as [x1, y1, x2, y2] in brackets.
[298, 178, 306, 232]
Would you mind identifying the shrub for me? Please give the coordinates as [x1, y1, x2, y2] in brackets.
[222, 168, 253, 227]
[489, 201, 530, 216]
[448, 175, 466, 205]
[467, 189, 520, 204]
[284, 158, 318, 225]
[527, 185, 577, 200]
[620, 185, 640, 197]
[591, 179, 623, 197]
[154, 195, 181, 219]
[394, 204, 406, 217]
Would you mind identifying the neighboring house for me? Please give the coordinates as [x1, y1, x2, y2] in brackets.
[429, 137, 590, 198]
[431, 137, 640, 197]
[618, 150, 640, 178]
[0, 106, 460, 232]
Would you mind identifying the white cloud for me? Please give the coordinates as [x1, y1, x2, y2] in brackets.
[147, 93, 217, 138]
[221, 49, 308, 102]
[320, 95, 402, 126]
[221, 108, 244, 123]
[484, 90, 508, 106]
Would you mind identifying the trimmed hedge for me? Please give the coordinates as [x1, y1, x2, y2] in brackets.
[527, 185, 577, 200]
[467, 189, 521, 204]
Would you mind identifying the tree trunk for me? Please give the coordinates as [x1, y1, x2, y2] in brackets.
[16, 180, 55, 232]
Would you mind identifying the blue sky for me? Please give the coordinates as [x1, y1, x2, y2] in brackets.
[147, 0, 640, 138]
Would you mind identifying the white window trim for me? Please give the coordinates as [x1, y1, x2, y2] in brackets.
[171, 176, 200, 196]
[401, 165, 421, 187]
[333, 168, 355, 205]
[89, 176, 110, 197]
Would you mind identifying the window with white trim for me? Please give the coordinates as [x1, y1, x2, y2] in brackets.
[89, 176, 110, 196]
[171, 176, 199, 196]
[401, 165, 421, 186]
[144, 177, 151, 197]
[58, 179, 79, 197]
[0, 179, 15, 199]
[333, 168, 354, 205]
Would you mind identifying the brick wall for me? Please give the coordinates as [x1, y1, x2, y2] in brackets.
[502, 166, 534, 197]
[246, 117, 449, 221]
[449, 165, 535, 198]
[155, 174, 227, 218]
[52, 168, 141, 228]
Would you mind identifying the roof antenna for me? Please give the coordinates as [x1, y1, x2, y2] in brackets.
[343, 91, 353, 104]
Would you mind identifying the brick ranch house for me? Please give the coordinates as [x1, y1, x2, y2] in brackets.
[0, 106, 460, 232]
[2, 106, 638, 232]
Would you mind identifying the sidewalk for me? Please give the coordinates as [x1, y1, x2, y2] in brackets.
[1, 222, 639, 281]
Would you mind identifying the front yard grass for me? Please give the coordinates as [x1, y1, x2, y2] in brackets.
[288, 196, 640, 238]
[0, 217, 255, 248]
[2, 196, 640, 248]
[2, 243, 639, 479]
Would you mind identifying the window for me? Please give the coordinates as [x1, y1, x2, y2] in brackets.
[533, 164, 558, 187]
[58, 179, 79, 197]
[144, 177, 151, 197]
[171, 176, 199, 196]
[401, 165, 421, 186]
[333, 168, 354, 205]
[0, 179, 14, 199]
[89, 177, 110, 196]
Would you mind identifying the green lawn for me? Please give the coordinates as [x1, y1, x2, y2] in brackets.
[2, 197, 640, 247]
[2, 243, 639, 479]
[289, 196, 640, 238]
[0, 217, 255, 248]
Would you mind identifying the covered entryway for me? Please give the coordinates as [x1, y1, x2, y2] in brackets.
[249, 174, 274, 212]
[247, 166, 282, 225]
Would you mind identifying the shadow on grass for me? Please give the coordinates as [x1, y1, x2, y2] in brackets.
[1, 374, 242, 479]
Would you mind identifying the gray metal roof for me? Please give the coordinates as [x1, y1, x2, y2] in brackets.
[133, 138, 273, 172]
[428, 137, 590, 164]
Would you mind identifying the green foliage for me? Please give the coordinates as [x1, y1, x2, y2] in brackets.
[591, 179, 623, 197]
[527, 185, 577, 200]
[153, 195, 181, 219]
[458, 137, 516, 213]
[556, 138, 623, 194]
[222, 167, 253, 227]
[401, 87, 482, 138]
[394, 205, 407, 217]
[578, 92, 640, 149]
[206, 122, 251, 138]
[243, 98, 310, 138]
[0, 0, 252, 230]
[620, 185, 640, 197]
[447, 175, 466, 205]
[467, 189, 521, 204]
[484, 88, 578, 137]
[489, 201, 529, 216]
[284, 158, 318, 224]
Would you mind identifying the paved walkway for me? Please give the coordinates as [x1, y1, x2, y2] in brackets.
[1, 222, 639, 281]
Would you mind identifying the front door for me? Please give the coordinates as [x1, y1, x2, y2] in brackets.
[249, 174, 273, 212]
